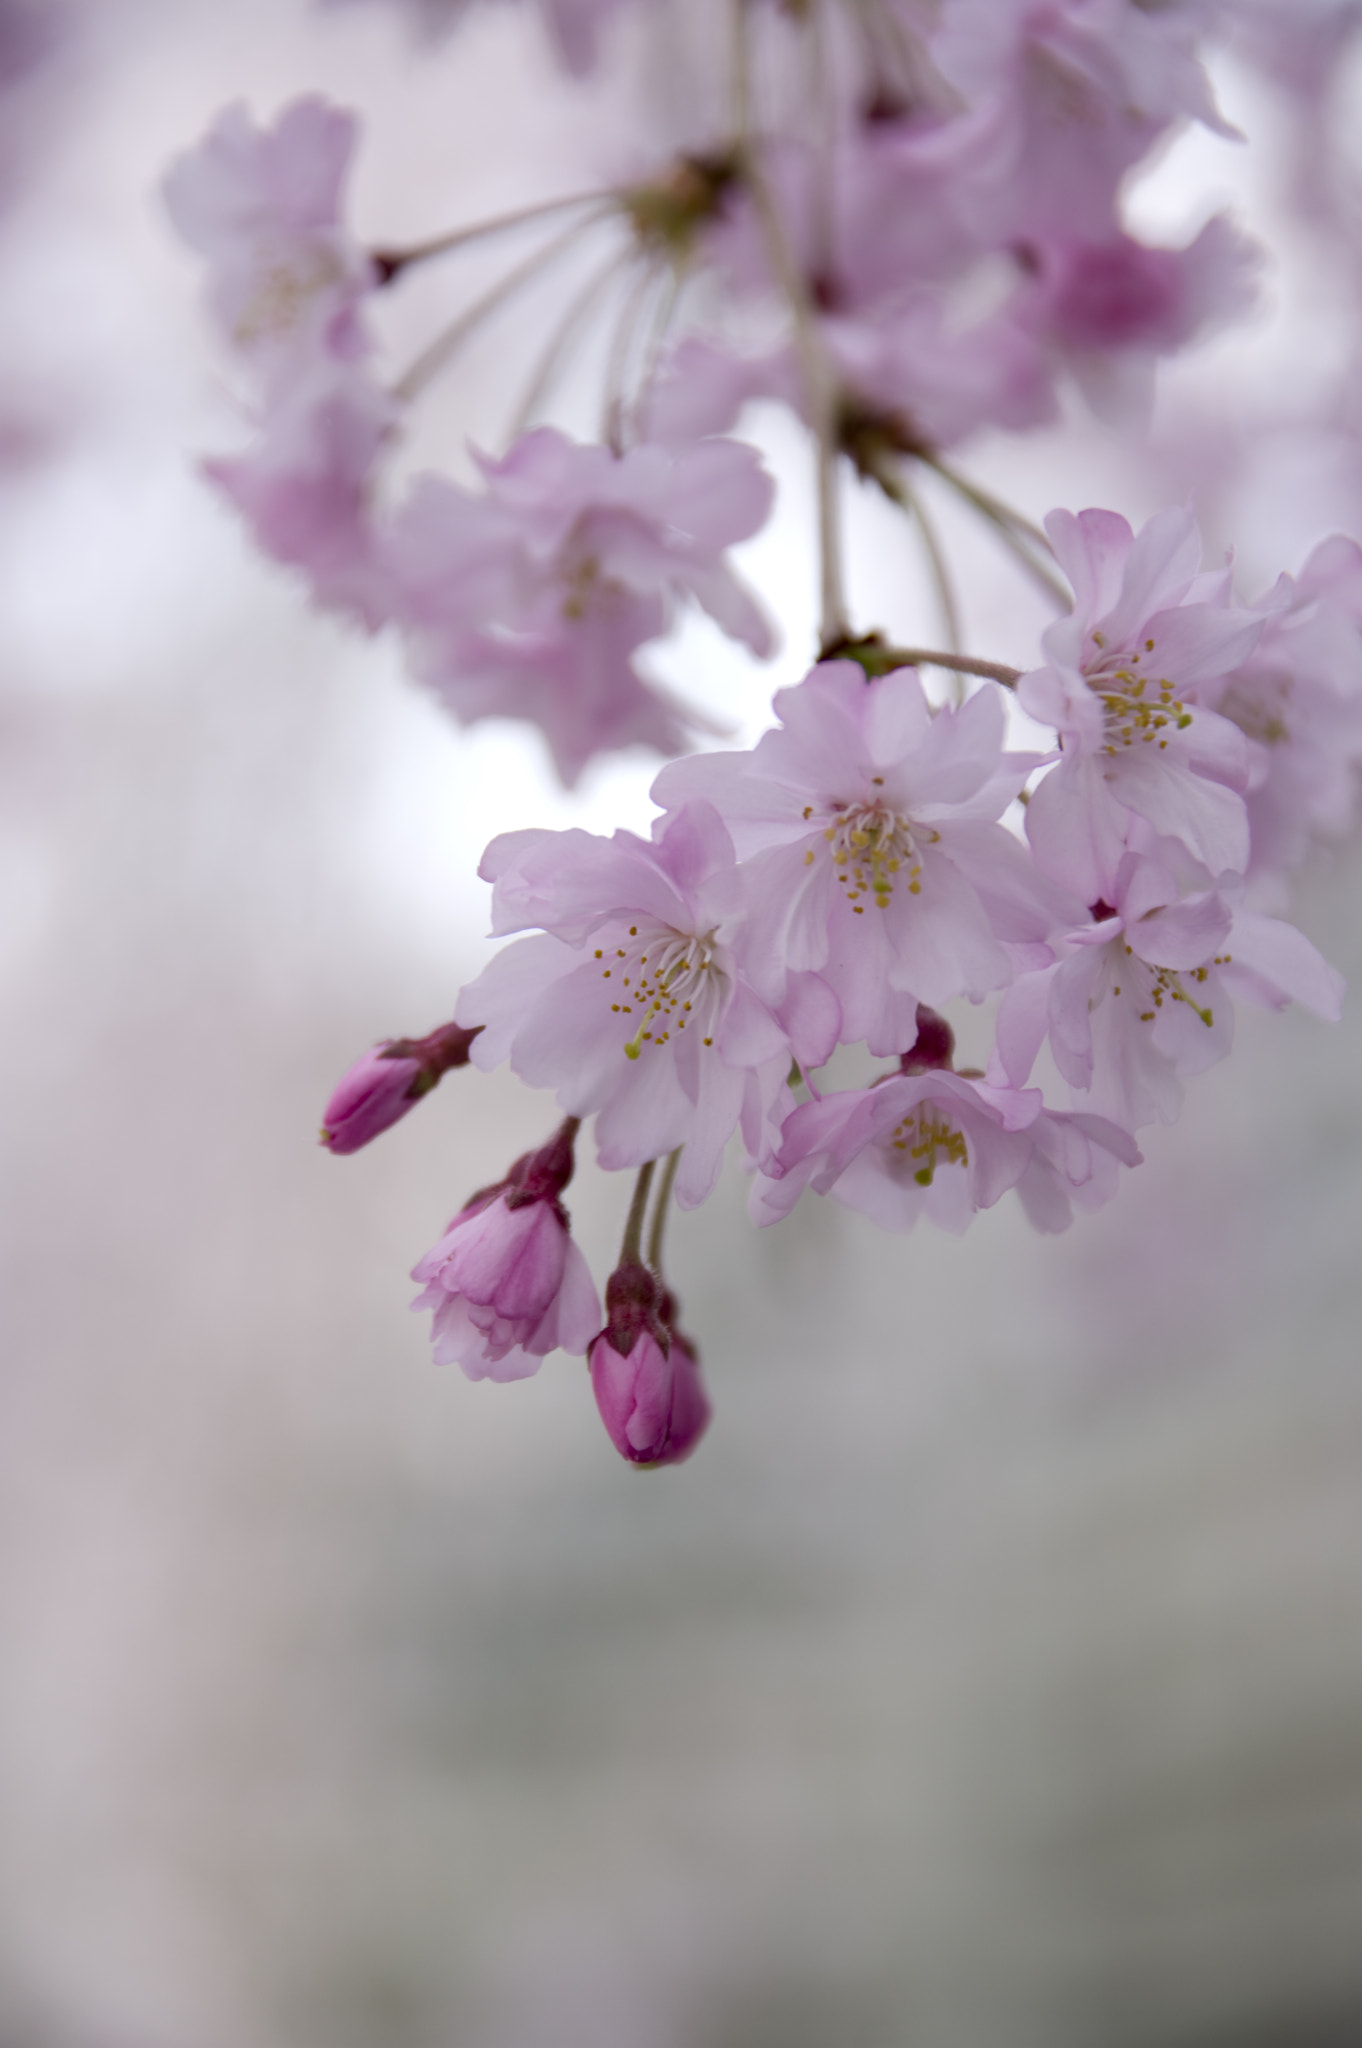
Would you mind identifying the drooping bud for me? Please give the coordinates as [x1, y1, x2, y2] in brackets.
[410, 1118, 598, 1381]
[898, 1004, 955, 1075]
[320, 1020, 481, 1154]
[588, 1264, 711, 1468]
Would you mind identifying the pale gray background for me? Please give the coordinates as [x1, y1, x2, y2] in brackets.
[4, 5, 1362, 2043]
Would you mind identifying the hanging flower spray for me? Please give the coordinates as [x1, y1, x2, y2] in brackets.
[166, 0, 1359, 1465]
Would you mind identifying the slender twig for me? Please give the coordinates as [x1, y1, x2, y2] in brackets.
[889, 469, 964, 661]
[630, 259, 685, 443]
[833, 641, 1021, 686]
[890, 648, 1020, 686]
[373, 187, 619, 278]
[805, 0, 837, 292]
[733, 0, 849, 651]
[619, 1159, 657, 1266]
[601, 255, 662, 453]
[508, 245, 634, 439]
[924, 456, 1071, 609]
[926, 455, 1053, 552]
[393, 210, 615, 403]
[646, 1149, 683, 1276]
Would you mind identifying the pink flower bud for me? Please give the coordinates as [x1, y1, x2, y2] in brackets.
[899, 1004, 955, 1074]
[410, 1119, 599, 1381]
[588, 1264, 711, 1467]
[320, 1021, 480, 1153]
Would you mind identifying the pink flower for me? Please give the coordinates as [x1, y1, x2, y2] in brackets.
[753, 1067, 1138, 1235]
[206, 356, 397, 628]
[320, 1021, 482, 1154]
[1020, 506, 1264, 896]
[163, 96, 376, 390]
[1217, 537, 1362, 891]
[995, 850, 1345, 1129]
[455, 801, 840, 1208]
[935, 0, 1234, 244]
[653, 661, 1068, 1055]
[388, 428, 774, 784]
[588, 1263, 710, 1466]
[1014, 218, 1259, 420]
[822, 293, 1054, 451]
[410, 1120, 600, 1381]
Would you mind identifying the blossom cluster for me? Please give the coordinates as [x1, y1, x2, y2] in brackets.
[166, 0, 1362, 1466]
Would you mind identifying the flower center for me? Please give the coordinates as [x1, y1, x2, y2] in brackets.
[814, 799, 926, 913]
[1088, 637, 1193, 754]
[886, 1105, 968, 1186]
[236, 245, 345, 346]
[1109, 940, 1229, 1028]
[592, 925, 723, 1058]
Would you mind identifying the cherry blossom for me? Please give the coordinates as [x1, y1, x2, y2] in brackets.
[410, 1120, 599, 1380]
[387, 429, 774, 783]
[320, 1021, 482, 1154]
[995, 851, 1345, 1130]
[654, 661, 1068, 1054]
[163, 96, 376, 390]
[753, 1067, 1138, 1235]
[1217, 537, 1362, 893]
[588, 1264, 710, 1467]
[455, 802, 840, 1207]
[1020, 506, 1264, 897]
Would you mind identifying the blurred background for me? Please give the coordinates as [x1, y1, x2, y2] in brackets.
[4, 3, 1362, 2043]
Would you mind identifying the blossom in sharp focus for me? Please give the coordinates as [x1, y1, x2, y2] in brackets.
[163, 95, 376, 390]
[654, 661, 1070, 1055]
[387, 428, 774, 784]
[410, 1120, 600, 1380]
[454, 801, 840, 1208]
[588, 1263, 711, 1467]
[1020, 505, 1264, 897]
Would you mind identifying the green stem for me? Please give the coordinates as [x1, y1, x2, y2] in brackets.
[646, 1149, 683, 1275]
[374, 188, 618, 278]
[393, 210, 616, 403]
[619, 1159, 657, 1267]
[831, 639, 1020, 687]
[733, 0, 848, 652]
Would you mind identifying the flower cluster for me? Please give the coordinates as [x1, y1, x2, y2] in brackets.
[166, 1, 1362, 1465]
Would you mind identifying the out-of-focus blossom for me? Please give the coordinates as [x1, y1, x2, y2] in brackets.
[410, 1120, 599, 1380]
[588, 1263, 710, 1466]
[935, 0, 1235, 243]
[1218, 537, 1362, 895]
[388, 428, 774, 784]
[995, 851, 1345, 1130]
[1014, 217, 1260, 421]
[206, 357, 397, 628]
[163, 96, 376, 390]
[753, 1067, 1138, 1234]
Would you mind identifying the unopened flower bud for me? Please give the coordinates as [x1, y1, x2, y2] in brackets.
[410, 1118, 598, 1380]
[320, 1020, 481, 1153]
[899, 1004, 955, 1075]
[589, 1264, 711, 1467]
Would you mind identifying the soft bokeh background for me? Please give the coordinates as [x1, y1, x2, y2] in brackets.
[4, 5, 1362, 2044]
